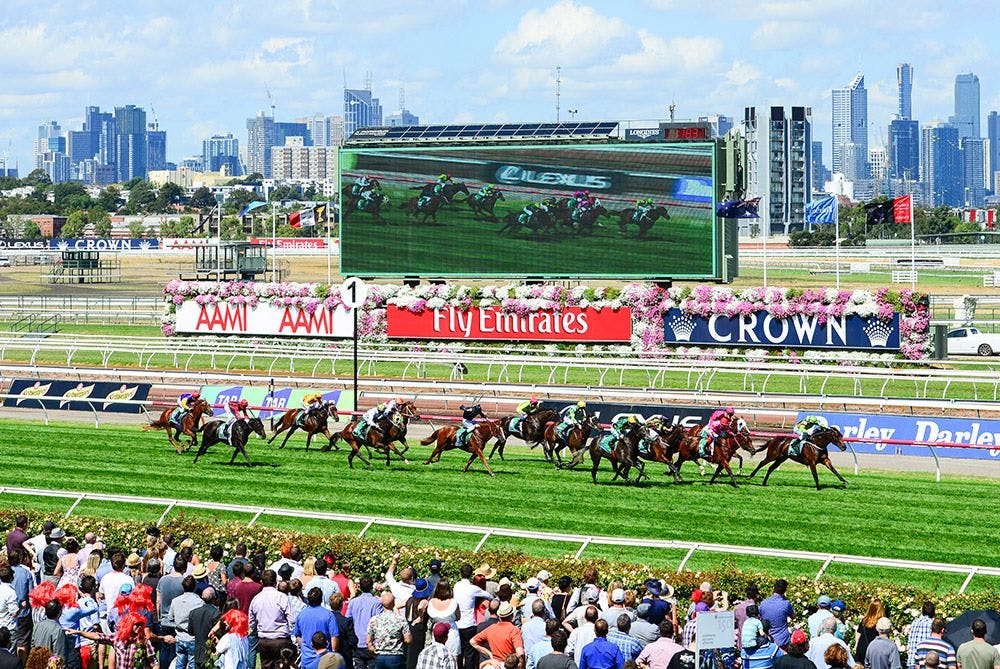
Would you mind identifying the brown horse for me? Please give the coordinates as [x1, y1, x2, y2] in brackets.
[143, 399, 214, 453]
[664, 425, 743, 487]
[747, 426, 849, 489]
[729, 418, 758, 475]
[488, 409, 559, 460]
[633, 424, 683, 478]
[617, 206, 670, 238]
[194, 417, 267, 466]
[268, 402, 339, 451]
[587, 423, 647, 484]
[421, 421, 506, 477]
[544, 414, 603, 467]
[326, 402, 418, 468]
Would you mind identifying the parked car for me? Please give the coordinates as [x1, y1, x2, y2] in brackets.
[946, 327, 1000, 356]
[0, 257, 10, 267]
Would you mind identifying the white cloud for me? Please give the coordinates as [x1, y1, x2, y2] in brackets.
[495, 1, 631, 65]
[614, 32, 723, 73]
[725, 61, 761, 87]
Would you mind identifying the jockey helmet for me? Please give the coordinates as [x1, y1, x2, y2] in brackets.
[725, 406, 735, 414]
[627, 415, 638, 424]
[191, 392, 200, 399]
[377, 403, 386, 411]
[577, 400, 587, 408]
[529, 397, 539, 403]
[239, 399, 249, 408]
[395, 397, 405, 405]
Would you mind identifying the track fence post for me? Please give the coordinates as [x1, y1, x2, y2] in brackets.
[65, 494, 86, 518]
[927, 446, 941, 482]
[814, 555, 836, 581]
[157, 502, 177, 526]
[357, 520, 375, 539]
[959, 568, 978, 594]
[247, 509, 266, 527]
[574, 538, 592, 560]
[677, 545, 699, 573]
[474, 530, 494, 554]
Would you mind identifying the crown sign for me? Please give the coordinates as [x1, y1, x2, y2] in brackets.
[668, 313, 696, 341]
[56, 241, 69, 251]
[863, 318, 893, 348]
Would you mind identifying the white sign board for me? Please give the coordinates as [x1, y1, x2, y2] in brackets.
[339, 277, 368, 309]
[175, 300, 353, 337]
[696, 610, 735, 669]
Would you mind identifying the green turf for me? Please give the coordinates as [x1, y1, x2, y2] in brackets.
[2, 417, 998, 594]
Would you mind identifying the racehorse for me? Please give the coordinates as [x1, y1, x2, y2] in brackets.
[414, 182, 470, 203]
[342, 179, 381, 211]
[267, 402, 339, 451]
[420, 421, 506, 477]
[633, 423, 683, 478]
[499, 210, 557, 236]
[617, 206, 670, 238]
[350, 193, 391, 223]
[543, 414, 602, 466]
[143, 398, 214, 454]
[488, 409, 559, 460]
[747, 426, 849, 489]
[587, 423, 648, 485]
[664, 425, 743, 487]
[193, 417, 267, 466]
[468, 190, 505, 221]
[325, 401, 418, 468]
[554, 204, 609, 235]
[402, 194, 447, 223]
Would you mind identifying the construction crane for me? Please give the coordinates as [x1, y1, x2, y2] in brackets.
[265, 85, 276, 118]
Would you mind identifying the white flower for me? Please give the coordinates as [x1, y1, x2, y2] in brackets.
[427, 297, 446, 309]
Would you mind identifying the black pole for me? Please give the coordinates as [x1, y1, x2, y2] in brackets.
[353, 305, 359, 416]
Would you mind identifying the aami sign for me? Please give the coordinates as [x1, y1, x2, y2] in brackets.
[663, 308, 901, 351]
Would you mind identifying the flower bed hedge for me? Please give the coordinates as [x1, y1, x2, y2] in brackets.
[2, 509, 993, 651]
[162, 281, 932, 360]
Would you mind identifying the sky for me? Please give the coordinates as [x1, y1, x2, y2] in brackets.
[1, 0, 998, 172]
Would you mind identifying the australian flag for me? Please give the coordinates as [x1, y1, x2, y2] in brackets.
[716, 198, 760, 219]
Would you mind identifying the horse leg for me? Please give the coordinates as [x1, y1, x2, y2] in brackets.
[733, 452, 744, 476]
[323, 429, 339, 451]
[278, 425, 296, 450]
[761, 457, 786, 486]
[748, 456, 771, 479]
[724, 461, 738, 487]
[267, 422, 286, 444]
[167, 426, 182, 454]
[470, 447, 496, 478]
[590, 451, 600, 485]
[304, 431, 314, 452]
[423, 443, 443, 465]
[823, 458, 849, 487]
[810, 463, 821, 490]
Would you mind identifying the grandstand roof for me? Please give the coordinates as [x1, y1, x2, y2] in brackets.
[346, 121, 620, 145]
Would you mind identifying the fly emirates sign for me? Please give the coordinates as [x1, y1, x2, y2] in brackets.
[175, 301, 352, 337]
[386, 305, 632, 342]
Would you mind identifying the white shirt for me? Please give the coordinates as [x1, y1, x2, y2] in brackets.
[24, 534, 47, 570]
[0, 583, 18, 632]
[385, 572, 414, 612]
[807, 633, 852, 669]
[268, 558, 304, 581]
[567, 622, 596, 658]
[453, 579, 492, 630]
[98, 571, 135, 612]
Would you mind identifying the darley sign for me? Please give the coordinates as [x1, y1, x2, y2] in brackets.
[663, 308, 901, 350]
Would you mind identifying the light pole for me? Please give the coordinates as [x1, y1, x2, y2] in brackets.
[567, 109, 578, 120]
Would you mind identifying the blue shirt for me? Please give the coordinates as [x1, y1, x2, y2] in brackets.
[528, 639, 553, 669]
[742, 642, 784, 669]
[12, 565, 33, 619]
[345, 593, 382, 648]
[607, 631, 643, 663]
[579, 637, 625, 669]
[641, 598, 670, 626]
[295, 605, 340, 669]
[759, 595, 794, 648]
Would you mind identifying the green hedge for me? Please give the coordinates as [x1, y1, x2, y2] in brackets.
[2, 509, 997, 652]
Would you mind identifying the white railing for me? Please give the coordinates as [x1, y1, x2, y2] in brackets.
[0, 485, 995, 592]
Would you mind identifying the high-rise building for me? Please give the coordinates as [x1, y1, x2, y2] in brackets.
[386, 110, 420, 126]
[869, 146, 888, 182]
[246, 112, 276, 177]
[40, 151, 70, 183]
[988, 111, 1000, 191]
[270, 136, 338, 181]
[67, 130, 94, 167]
[344, 88, 383, 138]
[888, 119, 920, 181]
[921, 122, 962, 207]
[35, 121, 62, 168]
[84, 106, 115, 167]
[961, 137, 986, 207]
[832, 73, 868, 180]
[146, 123, 167, 172]
[810, 140, 829, 192]
[297, 115, 345, 147]
[113, 105, 148, 182]
[897, 63, 913, 120]
[203, 133, 242, 175]
[953, 73, 980, 139]
[744, 105, 812, 235]
[698, 115, 734, 137]
[275, 121, 310, 148]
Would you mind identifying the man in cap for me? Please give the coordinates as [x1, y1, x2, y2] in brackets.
[807, 618, 853, 669]
[522, 579, 555, 621]
[866, 618, 900, 669]
[807, 597, 834, 639]
[41, 527, 66, 584]
[829, 600, 847, 641]
[630, 604, 660, 648]
[578, 620, 624, 669]
[417, 622, 456, 669]
[565, 588, 602, 632]
[24, 521, 55, 577]
[567, 607, 600, 660]
[601, 590, 634, 628]
[471, 602, 524, 668]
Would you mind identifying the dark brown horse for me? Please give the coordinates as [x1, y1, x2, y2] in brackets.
[403, 194, 447, 223]
[489, 409, 559, 460]
[193, 417, 267, 465]
[544, 414, 602, 467]
[617, 206, 670, 238]
[342, 179, 381, 212]
[587, 423, 647, 484]
[268, 402, 339, 451]
[664, 425, 744, 487]
[747, 426, 849, 489]
[144, 398, 214, 453]
[420, 421, 506, 477]
[468, 190, 505, 221]
[325, 401, 418, 468]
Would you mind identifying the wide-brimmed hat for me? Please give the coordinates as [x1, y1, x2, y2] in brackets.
[125, 553, 141, 568]
[475, 563, 496, 579]
[413, 578, 433, 599]
[192, 564, 208, 579]
[536, 570, 552, 581]
[644, 578, 665, 597]
[49, 528, 66, 540]
[497, 602, 514, 618]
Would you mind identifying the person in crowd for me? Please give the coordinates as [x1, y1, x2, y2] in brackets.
[455, 564, 493, 669]
[854, 601, 886, 665]
[808, 598, 834, 639]
[733, 584, 760, 649]
[521, 600, 549, 654]
[188, 587, 221, 669]
[664, 628, 695, 669]
[635, 621, 682, 669]
[348, 576, 384, 669]
[601, 591, 632, 628]
[606, 617, 642, 664]
[68, 612, 169, 669]
[0, 628, 21, 669]
[907, 604, 936, 669]
[955, 619, 999, 669]
[914, 620, 956, 669]
[0, 568, 18, 641]
[521, 579, 554, 622]
[41, 529, 66, 585]
[249, 570, 293, 669]
[385, 554, 415, 615]
[214, 609, 250, 669]
[52, 539, 80, 590]
[568, 607, 600, 660]
[828, 601, 847, 641]
[578, 620, 623, 669]
[156, 555, 187, 669]
[330, 593, 357, 669]
[5, 517, 30, 561]
[471, 602, 524, 669]
[824, 645, 852, 669]
[550, 579, 574, 623]
[166, 575, 203, 669]
[404, 579, 432, 669]
[760, 581, 794, 650]
[310, 560, 342, 611]
[332, 561, 356, 614]
[31, 600, 68, 667]
[741, 605, 766, 653]
[426, 561, 443, 598]
[809, 619, 853, 669]
[227, 545, 250, 581]
[528, 620, 561, 669]
[924, 653, 942, 669]
[367, 593, 410, 669]
[269, 544, 304, 582]
[295, 587, 340, 669]
[742, 624, 784, 669]
[630, 605, 659, 649]
[538, 630, 576, 669]
[417, 622, 455, 669]
[774, 630, 817, 669]
[427, 581, 460, 660]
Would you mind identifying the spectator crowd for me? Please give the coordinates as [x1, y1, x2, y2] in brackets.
[1, 517, 999, 669]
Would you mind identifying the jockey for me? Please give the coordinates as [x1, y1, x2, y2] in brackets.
[457, 404, 487, 447]
[572, 191, 598, 224]
[700, 409, 733, 459]
[520, 202, 542, 225]
[794, 415, 829, 447]
[297, 392, 324, 425]
[353, 175, 372, 195]
[634, 198, 654, 221]
[178, 391, 200, 411]
[476, 184, 497, 200]
[433, 174, 452, 197]
[610, 414, 640, 441]
[359, 186, 379, 210]
[556, 401, 587, 442]
[227, 399, 251, 421]
[517, 397, 541, 416]
[355, 403, 386, 439]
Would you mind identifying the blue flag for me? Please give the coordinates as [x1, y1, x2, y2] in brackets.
[238, 201, 268, 217]
[805, 196, 837, 224]
[716, 198, 760, 219]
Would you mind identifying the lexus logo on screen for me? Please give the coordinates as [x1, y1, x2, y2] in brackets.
[494, 165, 612, 190]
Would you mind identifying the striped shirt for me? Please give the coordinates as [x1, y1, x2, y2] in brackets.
[914, 638, 957, 669]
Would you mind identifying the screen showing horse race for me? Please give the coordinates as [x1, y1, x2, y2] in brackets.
[339, 142, 719, 279]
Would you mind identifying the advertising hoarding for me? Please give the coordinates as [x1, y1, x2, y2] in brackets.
[386, 305, 632, 342]
[663, 309, 901, 351]
[0, 239, 48, 250]
[3, 379, 151, 414]
[199, 385, 352, 417]
[175, 301, 353, 337]
[49, 238, 160, 250]
[340, 142, 719, 279]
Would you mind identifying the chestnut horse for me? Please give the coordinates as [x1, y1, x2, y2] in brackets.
[144, 398, 214, 453]
[543, 414, 603, 467]
[747, 426, 849, 489]
[421, 421, 505, 477]
[268, 402, 339, 451]
[664, 425, 746, 487]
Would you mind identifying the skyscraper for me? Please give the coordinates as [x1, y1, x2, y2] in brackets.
[246, 112, 276, 177]
[888, 119, 920, 181]
[344, 88, 383, 138]
[810, 140, 829, 192]
[146, 123, 167, 172]
[961, 137, 985, 207]
[744, 105, 812, 235]
[275, 121, 311, 147]
[297, 115, 345, 147]
[203, 133, 242, 175]
[987, 111, 999, 190]
[831, 73, 868, 180]
[114, 105, 148, 182]
[921, 122, 962, 207]
[35, 121, 62, 169]
[953, 73, 980, 139]
[897, 63, 913, 120]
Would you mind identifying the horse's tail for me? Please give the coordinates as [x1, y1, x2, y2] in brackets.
[420, 430, 440, 446]
[143, 420, 166, 431]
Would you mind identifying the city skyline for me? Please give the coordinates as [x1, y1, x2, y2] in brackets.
[1, 0, 998, 172]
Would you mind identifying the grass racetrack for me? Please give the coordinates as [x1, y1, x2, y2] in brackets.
[2, 417, 999, 593]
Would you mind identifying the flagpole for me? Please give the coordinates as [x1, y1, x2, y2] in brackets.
[910, 195, 916, 291]
[761, 194, 768, 289]
[271, 202, 277, 282]
[326, 199, 332, 284]
[835, 200, 841, 290]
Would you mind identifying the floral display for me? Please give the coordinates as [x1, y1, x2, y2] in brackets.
[162, 280, 932, 360]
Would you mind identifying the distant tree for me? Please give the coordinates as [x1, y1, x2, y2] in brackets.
[276, 223, 302, 238]
[52, 182, 88, 206]
[97, 186, 122, 212]
[124, 177, 146, 190]
[91, 211, 113, 237]
[126, 181, 156, 213]
[128, 220, 146, 238]
[22, 221, 43, 239]
[225, 188, 259, 215]
[188, 186, 217, 210]
[302, 185, 319, 200]
[220, 215, 246, 240]
[60, 211, 87, 238]
[0, 176, 19, 190]
[268, 184, 301, 202]
[22, 169, 51, 187]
